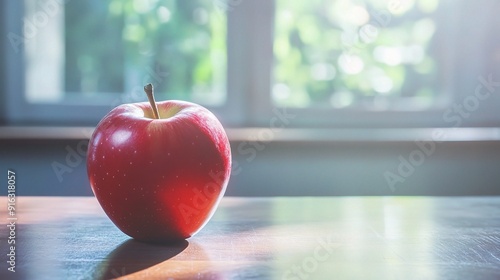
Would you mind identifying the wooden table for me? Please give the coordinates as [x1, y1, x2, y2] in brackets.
[1, 197, 500, 280]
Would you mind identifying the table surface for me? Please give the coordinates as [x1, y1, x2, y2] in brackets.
[1, 196, 500, 280]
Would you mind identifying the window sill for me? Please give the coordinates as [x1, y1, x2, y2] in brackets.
[1, 126, 500, 142]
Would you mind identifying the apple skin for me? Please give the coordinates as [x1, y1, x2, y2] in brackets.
[87, 100, 231, 243]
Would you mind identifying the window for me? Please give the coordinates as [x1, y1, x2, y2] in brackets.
[267, 0, 500, 127]
[4, 0, 500, 128]
[5, 0, 239, 125]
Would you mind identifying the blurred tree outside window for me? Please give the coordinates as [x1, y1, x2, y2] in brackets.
[25, 0, 226, 106]
[273, 0, 446, 110]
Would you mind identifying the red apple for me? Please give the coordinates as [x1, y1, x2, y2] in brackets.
[87, 84, 231, 243]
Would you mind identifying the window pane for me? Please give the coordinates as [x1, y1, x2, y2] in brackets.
[25, 0, 226, 106]
[273, 0, 447, 110]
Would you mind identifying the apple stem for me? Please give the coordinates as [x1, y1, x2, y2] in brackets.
[144, 83, 161, 119]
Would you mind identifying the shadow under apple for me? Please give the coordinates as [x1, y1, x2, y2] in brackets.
[93, 239, 188, 279]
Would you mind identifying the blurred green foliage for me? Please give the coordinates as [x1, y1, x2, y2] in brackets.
[65, 0, 226, 105]
[62, 0, 441, 109]
[273, 0, 440, 109]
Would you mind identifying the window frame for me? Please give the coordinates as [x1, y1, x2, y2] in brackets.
[250, 0, 500, 128]
[3, 0, 500, 128]
[4, 0, 246, 126]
